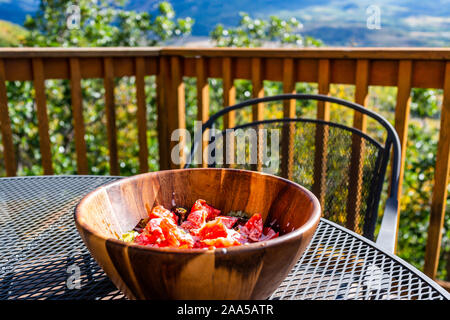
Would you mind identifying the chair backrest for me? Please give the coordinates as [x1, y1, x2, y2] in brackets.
[185, 94, 401, 241]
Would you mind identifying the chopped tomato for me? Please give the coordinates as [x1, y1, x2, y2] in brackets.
[185, 208, 208, 229]
[175, 230, 195, 248]
[159, 218, 181, 247]
[197, 219, 228, 240]
[240, 213, 263, 242]
[198, 237, 241, 249]
[191, 199, 221, 220]
[146, 204, 178, 225]
[125, 201, 279, 249]
[168, 223, 195, 248]
[216, 216, 238, 228]
[227, 228, 249, 244]
[180, 220, 195, 232]
[136, 216, 195, 248]
[260, 227, 279, 241]
[135, 218, 166, 246]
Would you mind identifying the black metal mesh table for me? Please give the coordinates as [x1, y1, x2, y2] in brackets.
[0, 176, 448, 300]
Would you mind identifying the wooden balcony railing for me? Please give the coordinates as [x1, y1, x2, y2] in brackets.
[0, 47, 449, 286]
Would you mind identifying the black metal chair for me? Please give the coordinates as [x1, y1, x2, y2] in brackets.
[185, 94, 401, 253]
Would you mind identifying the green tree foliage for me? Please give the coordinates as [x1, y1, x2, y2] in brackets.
[23, 0, 193, 47]
[210, 13, 322, 47]
[410, 88, 441, 118]
[4, 0, 192, 176]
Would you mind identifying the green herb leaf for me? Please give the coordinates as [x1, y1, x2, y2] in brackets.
[120, 230, 140, 242]
[227, 210, 251, 219]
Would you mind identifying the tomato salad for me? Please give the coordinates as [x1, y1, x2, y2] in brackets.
[120, 199, 279, 249]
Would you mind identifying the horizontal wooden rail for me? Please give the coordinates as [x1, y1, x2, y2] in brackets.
[0, 48, 449, 88]
[0, 47, 449, 286]
[160, 47, 450, 60]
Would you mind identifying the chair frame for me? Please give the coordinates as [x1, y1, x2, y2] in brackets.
[185, 93, 401, 253]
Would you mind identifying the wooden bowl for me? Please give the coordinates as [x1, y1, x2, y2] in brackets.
[74, 168, 321, 300]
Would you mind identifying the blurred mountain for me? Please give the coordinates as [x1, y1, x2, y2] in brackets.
[0, 0, 449, 46]
[0, 20, 28, 46]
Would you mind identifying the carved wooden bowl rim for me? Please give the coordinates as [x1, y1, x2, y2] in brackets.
[74, 168, 321, 255]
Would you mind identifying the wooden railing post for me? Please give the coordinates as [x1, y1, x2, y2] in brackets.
[393, 60, 413, 199]
[222, 57, 236, 128]
[168, 56, 186, 169]
[135, 57, 149, 173]
[251, 57, 264, 121]
[281, 58, 296, 179]
[392, 60, 413, 251]
[196, 57, 209, 168]
[31, 58, 53, 175]
[103, 57, 119, 175]
[223, 57, 236, 167]
[156, 56, 170, 170]
[69, 58, 88, 175]
[0, 59, 16, 176]
[312, 59, 330, 208]
[424, 61, 450, 279]
[346, 59, 370, 232]
[251, 57, 264, 172]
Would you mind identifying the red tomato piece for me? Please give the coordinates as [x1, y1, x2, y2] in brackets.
[134, 235, 153, 246]
[198, 237, 241, 249]
[226, 228, 248, 245]
[216, 216, 238, 229]
[191, 199, 204, 212]
[136, 216, 185, 248]
[132, 202, 278, 249]
[260, 227, 279, 241]
[191, 199, 221, 221]
[146, 204, 178, 225]
[159, 218, 180, 247]
[240, 213, 263, 242]
[185, 208, 208, 229]
[197, 219, 229, 240]
[180, 220, 195, 231]
[135, 218, 166, 246]
[173, 228, 195, 248]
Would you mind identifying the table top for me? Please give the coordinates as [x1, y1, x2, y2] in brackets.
[0, 175, 448, 300]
